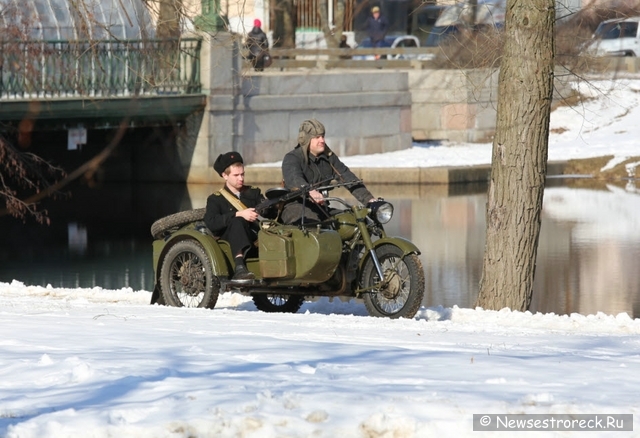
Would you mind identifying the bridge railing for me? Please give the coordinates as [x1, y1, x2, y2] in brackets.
[258, 48, 640, 73]
[261, 47, 441, 70]
[0, 38, 202, 99]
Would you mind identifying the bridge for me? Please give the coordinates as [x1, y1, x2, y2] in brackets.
[0, 38, 206, 126]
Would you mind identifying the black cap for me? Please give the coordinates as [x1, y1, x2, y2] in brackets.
[213, 152, 243, 176]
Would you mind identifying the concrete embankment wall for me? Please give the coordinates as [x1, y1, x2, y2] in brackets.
[235, 70, 413, 164]
[409, 69, 500, 143]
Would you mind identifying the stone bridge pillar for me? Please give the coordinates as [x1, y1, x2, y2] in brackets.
[184, 32, 241, 183]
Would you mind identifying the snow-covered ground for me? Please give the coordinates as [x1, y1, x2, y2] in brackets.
[2, 78, 639, 437]
[1, 282, 638, 437]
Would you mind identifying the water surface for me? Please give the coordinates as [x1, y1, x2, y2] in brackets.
[1, 179, 638, 317]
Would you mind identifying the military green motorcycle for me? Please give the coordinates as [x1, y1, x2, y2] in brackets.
[149, 181, 425, 319]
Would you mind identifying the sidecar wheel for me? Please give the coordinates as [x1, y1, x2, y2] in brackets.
[160, 239, 219, 309]
[252, 294, 304, 313]
[360, 244, 425, 319]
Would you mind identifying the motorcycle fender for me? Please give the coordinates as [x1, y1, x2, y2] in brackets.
[156, 230, 230, 278]
[357, 236, 421, 270]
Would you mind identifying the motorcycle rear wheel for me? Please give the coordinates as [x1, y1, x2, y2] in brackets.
[360, 244, 425, 319]
[252, 294, 305, 313]
[160, 239, 219, 308]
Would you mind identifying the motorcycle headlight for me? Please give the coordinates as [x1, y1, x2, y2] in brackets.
[369, 200, 393, 224]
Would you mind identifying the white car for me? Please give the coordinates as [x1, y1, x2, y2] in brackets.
[588, 17, 640, 57]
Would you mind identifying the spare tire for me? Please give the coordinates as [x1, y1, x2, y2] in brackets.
[150, 208, 206, 239]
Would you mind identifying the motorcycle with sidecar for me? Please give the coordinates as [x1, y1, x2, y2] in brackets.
[149, 181, 425, 319]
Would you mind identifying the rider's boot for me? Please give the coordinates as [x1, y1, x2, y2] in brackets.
[232, 260, 255, 282]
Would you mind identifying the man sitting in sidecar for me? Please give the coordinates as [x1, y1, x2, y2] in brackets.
[204, 152, 277, 282]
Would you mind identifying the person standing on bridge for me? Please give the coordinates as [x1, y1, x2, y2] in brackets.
[204, 152, 275, 281]
[365, 6, 389, 60]
[245, 19, 270, 71]
[339, 34, 352, 59]
[280, 119, 377, 225]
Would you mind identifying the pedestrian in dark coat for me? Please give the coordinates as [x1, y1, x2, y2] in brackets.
[339, 34, 352, 59]
[204, 152, 274, 281]
[365, 6, 389, 59]
[245, 19, 269, 71]
[280, 119, 376, 225]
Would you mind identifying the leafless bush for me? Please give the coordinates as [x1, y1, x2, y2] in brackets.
[0, 133, 66, 224]
[430, 3, 640, 74]
[431, 27, 504, 70]
[555, 19, 595, 74]
[556, 3, 640, 73]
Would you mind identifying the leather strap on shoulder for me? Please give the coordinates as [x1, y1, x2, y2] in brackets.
[218, 187, 248, 211]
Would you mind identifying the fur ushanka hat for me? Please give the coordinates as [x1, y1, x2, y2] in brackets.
[297, 119, 327, 163]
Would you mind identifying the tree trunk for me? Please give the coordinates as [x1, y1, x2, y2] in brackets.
[156, 0, 182, 39]
[466, 0, 478, 27]
[271, 0, 296, 49]
[475, 0, 555, 312]
[319, 0, 346, 49]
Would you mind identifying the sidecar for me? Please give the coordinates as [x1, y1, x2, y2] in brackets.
[149, 206, 351, 313]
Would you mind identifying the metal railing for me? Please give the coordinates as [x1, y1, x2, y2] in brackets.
[262, 48, 640, 72]
[0, 38, 202, 99]
[263, 47, 440, 70]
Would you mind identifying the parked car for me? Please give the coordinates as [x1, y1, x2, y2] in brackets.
[354, 35, 431, 60]
[588, 17, 640, 57]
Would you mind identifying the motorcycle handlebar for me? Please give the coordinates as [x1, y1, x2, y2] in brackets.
[255, 177, 334, 213]
[256, 178, 363, 213]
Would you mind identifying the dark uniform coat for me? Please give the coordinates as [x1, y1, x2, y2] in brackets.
[204, 185, 270, 257]
[245, 26, 269, 70]
[365, 14, 389, 46]
[204, 186, 264, 235]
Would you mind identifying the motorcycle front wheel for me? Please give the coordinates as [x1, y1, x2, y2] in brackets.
[360, 244, 425, 319]
[159, 239, 219, 308]
[252, 294, 305, 313]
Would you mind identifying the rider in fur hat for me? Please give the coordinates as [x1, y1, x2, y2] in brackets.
[280, 119, 376, 225]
